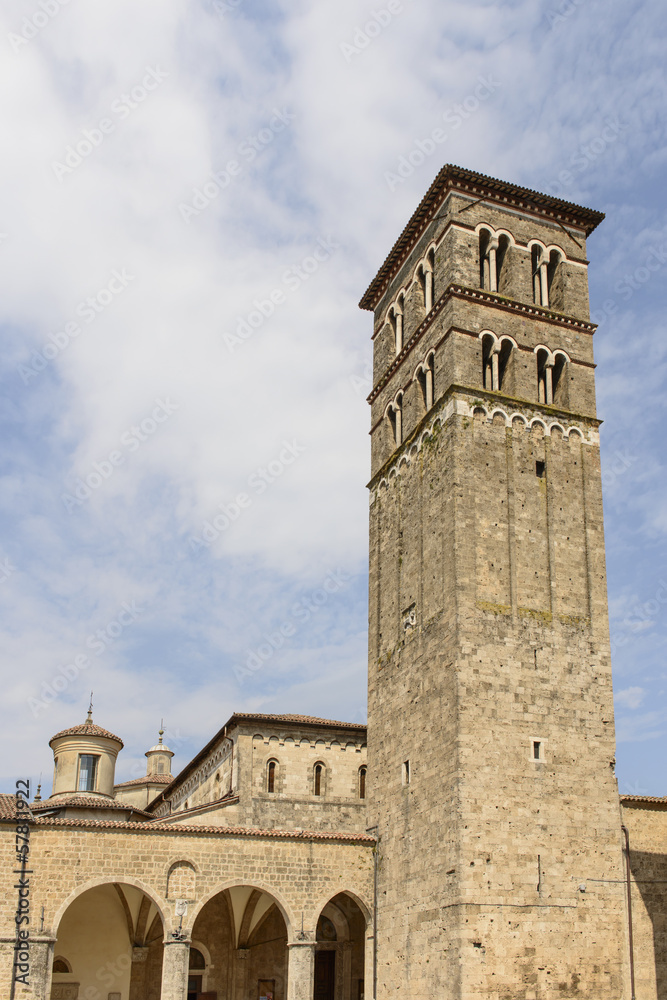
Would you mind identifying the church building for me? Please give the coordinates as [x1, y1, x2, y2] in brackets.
[1, 165, 665, 1000]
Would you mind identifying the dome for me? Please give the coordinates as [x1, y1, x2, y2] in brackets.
[50, 721, 124, 748]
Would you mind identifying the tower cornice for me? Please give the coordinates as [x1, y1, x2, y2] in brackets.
[359, 164, 605, 311]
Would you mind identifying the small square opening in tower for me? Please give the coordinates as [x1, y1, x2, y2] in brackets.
[533, 741, 541, 760]
[536, 461, 546, 478]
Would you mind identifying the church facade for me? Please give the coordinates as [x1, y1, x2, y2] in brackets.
[1, 166, 665, 1000]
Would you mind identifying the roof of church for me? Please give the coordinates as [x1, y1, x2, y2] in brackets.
[31, 794, 151, 817]
[232, 712, 366, 729]
[358, 163, 606, 311]
[146, 711, 366, 812]
[115, 774, 173, 788]
[49, 721, 124, 747]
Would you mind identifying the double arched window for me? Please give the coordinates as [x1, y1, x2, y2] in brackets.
[535, 347, 569, 405]
[386, 392, 403, 446]
[530, 243, 564, 309]
[416, 247, 436, 313]
[414, 352, 435, 411]
[480, 332, 515, 392]
[479, 227, 511, 293]
[388, 295, 405, 355]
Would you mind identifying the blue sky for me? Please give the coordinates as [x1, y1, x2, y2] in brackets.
[0, 0, 665, 795]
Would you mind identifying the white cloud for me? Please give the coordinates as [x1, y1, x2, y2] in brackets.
[615, 686, 645, 710]
[0, 0, 666, 793]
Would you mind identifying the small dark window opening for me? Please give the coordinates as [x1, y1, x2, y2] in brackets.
[536, 461, 545, 479]
[403, 760, 410, 785]
[189, 948, 206, 970]
[53, 958, 71, 974]
[314, 764, 323, 796]
[359, 766, 367, 800]
[267, 760, 276, 794]
[533, 741, 541, 760]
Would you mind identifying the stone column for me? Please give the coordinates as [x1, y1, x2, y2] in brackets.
[539, 260, 549, 307]
[286, 941, 315, 1000]
[5, 934, 55, 1000]
[545, 361, 554, 404]
[424, 269, 433, 312]
[491, 349, 499, 392]
[488, 240, 498, 293]
[395, 312, 403, 354]
[160, 939, 190, 1000]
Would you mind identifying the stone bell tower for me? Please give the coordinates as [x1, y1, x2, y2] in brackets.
[362, 166, 628, 1000]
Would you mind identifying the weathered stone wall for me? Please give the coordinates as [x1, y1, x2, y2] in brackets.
[0, 819, 373, 999]
[622, 800, 667, 1000]
[366, 184, 631, 999]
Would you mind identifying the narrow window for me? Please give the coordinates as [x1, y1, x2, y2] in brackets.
[403, 760, 410, 785]
[536, 349, 552, 404]
[482, 334, 496, 390]
[547, 250, 563, 309]
[535, 461, 545, 479]
[314, 764, 323, 796]
[479, 229, 492, 289]
[533, 741, 541, 760]
[425, 249, 435, 311]
[359, 766, 367, 799]
[388, 395, 403, 446]
[552, 353, 567, 405]
[77, 754, 98, 792]
[267, 760, 276, 793]
[157, 760, 165, 774]
[532, 246, 550, 305]
[496, 234, 510, 293]
[391, 296, 405, 355]
[497, 339, 512, 391]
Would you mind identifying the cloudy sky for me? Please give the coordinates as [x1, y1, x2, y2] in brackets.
[0, 0, 665, 796]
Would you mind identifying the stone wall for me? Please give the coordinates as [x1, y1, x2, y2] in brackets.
[622, 799, 667, 1000]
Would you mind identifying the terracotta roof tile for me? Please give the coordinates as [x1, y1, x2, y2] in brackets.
[232, 712, 366, 730]
[114, 774, 173, 788]
[30, 816, 376, 842]
[32, 795, 150, 817]
[620, 794, 667, 805]
[0, 793, 17, 820]
[50, 722, 123, 746]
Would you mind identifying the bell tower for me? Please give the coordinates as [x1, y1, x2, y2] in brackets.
[362, 166, 627, 999]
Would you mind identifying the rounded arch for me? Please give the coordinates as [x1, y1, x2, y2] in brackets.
[527, 238, 547, 256]
[553, 348, 571, 364]
[529, 417, 548, 433]
[474, 221, 516, 245]
[52, 955, 72, 974]
[161, 855, 201, 880]
[489, 408, 509, 426]
[548, 422, 566, 437]
[568, 426, 584, 440]
[510, 412, 528, 428]
[309, 887, 373, 934]
[51, 875, 169, 936]
[498, 334, 517, 351]
[479, 329, 499, 346]
[187, 879, 296, 941]
[189, 938, 213, 969]
[534, 344, 554, 361]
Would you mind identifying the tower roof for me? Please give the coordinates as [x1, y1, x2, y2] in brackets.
[49, 721, 124, 747]
[359, 164, 605, 312]
[145, 725, 173, 757]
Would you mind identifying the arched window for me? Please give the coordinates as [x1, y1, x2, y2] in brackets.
[53, 957, 72, 974]
[547, 249, 564, 310]
[387, 393, 403, 446]
[532, 245, 562, 308]
[418, 250, 435, 313]
[314, 763, 323, 796]
[482, 334, 512, 392]
[359, 766, 367, 799]
[267, 760, 276, 794]
[552, 351, 568, 405]
[536, 348, 552, 404]
[479, 230, 508, 292]
[390, 295, 405, 355]
[416, 353, 435, 411]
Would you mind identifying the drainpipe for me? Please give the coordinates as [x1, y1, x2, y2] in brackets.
[621, 825, 636, 1000]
